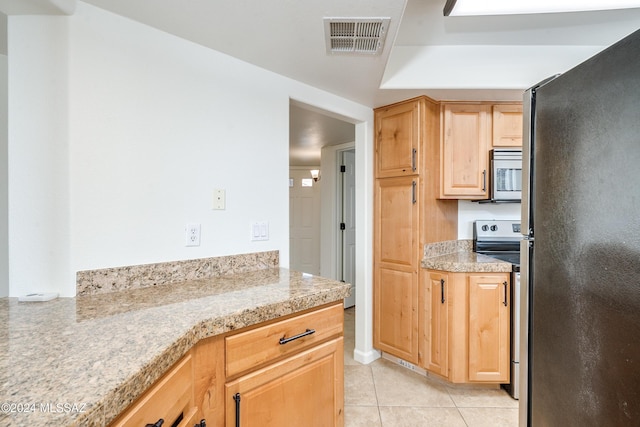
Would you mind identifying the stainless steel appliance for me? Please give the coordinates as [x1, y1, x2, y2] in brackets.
[521, 29, 640, 426]
[491, 149, 522, 201]
[473, 219, 521, 399]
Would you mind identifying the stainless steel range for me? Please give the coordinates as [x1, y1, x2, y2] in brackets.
[473, 219, 521, 399]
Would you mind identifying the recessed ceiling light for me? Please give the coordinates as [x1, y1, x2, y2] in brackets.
[444, 0, 640, 16]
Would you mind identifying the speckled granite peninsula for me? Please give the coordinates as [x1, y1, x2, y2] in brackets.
[0, 251, 350, 427]
[421, 240, 513, 272]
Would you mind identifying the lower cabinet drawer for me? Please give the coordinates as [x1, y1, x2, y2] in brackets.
[225, 302, 343, 378]
[111, 354, 196, 427]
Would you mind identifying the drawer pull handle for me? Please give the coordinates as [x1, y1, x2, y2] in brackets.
[279, 328, 316, 345]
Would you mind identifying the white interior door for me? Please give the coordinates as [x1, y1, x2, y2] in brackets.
[289, 168, 321, 275]
[341, 150, 356, 308]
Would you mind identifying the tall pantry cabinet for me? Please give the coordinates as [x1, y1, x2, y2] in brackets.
[373, 97, 458, 364]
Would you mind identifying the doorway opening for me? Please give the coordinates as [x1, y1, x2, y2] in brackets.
[288, 101, 355, 306]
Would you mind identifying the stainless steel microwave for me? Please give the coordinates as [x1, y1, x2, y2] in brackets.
[491, 149, 522, 201]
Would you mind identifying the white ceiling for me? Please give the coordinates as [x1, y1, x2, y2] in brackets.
[4, 0, 640, 164]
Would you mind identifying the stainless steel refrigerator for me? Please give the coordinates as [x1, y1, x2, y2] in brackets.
[521, 28, 640, 426]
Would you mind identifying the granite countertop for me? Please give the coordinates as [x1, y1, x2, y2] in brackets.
[0, 268, 350, 427]
[421, 251, 513, 273]
[421, 240, 513, 273]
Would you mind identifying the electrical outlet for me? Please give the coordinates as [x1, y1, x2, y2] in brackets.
[185, 223, 201, 246]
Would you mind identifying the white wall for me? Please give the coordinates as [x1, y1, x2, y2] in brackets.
[67, 3, 290, 275]
[457, 200, 521, 239]
[8, 15, 71, 296]
[7, 2, 374, 298]
[0, 53, 7, 297]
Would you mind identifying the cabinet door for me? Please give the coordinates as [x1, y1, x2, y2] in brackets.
[467, 274, 510, 382]
[225, 338, 344, 427]
[112, 354, 196, 427]
[492, 104, 523, 147]
[441, 104, 490, 199]
[375, 100, 420, 178]
[374, 176, 419, 363]
[423, 270, 449, 377]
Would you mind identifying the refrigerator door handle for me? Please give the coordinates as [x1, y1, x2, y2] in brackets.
[519, 238, 533, 427]
[522, 87, 534, 237]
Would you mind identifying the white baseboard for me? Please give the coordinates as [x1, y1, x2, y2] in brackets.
[353, 347, 381, 365]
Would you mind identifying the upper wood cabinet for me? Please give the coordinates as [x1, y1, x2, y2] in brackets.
[375, 101, 420, 178]
[492, 104, 523, 147]
[440, 104, 491, 199]
[440, 102, 523, 199]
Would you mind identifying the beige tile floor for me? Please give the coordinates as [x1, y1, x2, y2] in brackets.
[343, 307, 519, 427]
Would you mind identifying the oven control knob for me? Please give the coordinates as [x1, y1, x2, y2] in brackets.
[490, 225, 498, 231]
[482, 225, 489, 231]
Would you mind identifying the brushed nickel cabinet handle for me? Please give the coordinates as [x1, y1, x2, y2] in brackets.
[503, 281, 508, 306]
[412, 148, 417, 172]
[412, 181, 417, 204]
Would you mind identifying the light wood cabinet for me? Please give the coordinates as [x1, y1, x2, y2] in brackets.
[374, 176, 419, 363]
[492, 104, 523, 147]
[225, 302, 344, 427]
[375, 101, 420, 178]
[422, 270, 449, 377]
[225, 303, 344, 378]
[225, 338, 344, 427]
[423, 270, 510, 384]
[111, 354, 199, 427]
[467, 274, 510, 382]
[113, 302, 344, 427]
[373, 97, 458, 365]
[440, 102, 523, 199]
[440, 104, 491, 199]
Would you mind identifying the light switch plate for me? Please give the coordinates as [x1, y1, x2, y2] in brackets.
[251, 221, 269, 241]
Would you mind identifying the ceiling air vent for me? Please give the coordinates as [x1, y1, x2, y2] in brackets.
[323, 17, 391, 55]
